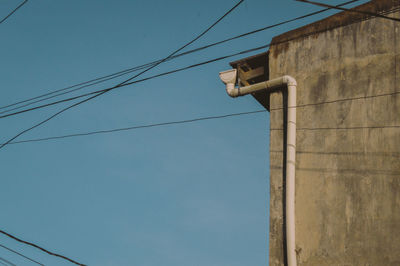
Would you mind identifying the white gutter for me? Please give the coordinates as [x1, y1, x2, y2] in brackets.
[219, 69, 297, 266]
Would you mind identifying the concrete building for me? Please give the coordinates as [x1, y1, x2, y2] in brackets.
[227, 0, 400, 265]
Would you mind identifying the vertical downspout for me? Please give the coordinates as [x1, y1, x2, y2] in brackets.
[221, 73, 297, 266]
[286, 81, 297, 266]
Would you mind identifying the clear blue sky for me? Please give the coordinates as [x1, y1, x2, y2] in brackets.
[0, 0, 368, 265]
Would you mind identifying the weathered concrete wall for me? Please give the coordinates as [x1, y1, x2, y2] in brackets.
[268, 1, 400, 265]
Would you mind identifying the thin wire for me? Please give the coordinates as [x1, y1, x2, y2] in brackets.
[0, 0, 244, 150]
[0, 44, 269, 119]
[295, 0, 400, 22]
[0, 243, 43, 266]
[3, 113, 400, 146]
[0, 231, 84, 266]
[119, 0, 244, 87]
[0, 67, 144, 115]
[0, 0, 361, 114]
[1, 62, 398, 120]
[0, 91, 107, 150]
[270, 90, 400, 111]
[3, 86, 400, 145]
[0, 0, 28, 25]
[6, 1, 398, 121]
[0, 0, 244, 115]
[0, 3, 397, 146]
[3, 110, 267, 145]
[0, 257, 16, 266]
[7, 0, 397, 120]
[10, 0, 395, 120]
[1, 0, 395, 147]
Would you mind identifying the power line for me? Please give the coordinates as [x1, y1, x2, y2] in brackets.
[0, 243, 43, 266]
[119, 0, 245, 88]
[0, 0, 28, 25]
[0, 0, 244, 150]
[0, 257, 16, 266]
[0, 3, 248, 260]
[1, 57, 398, 121]
[0, 44, 270, 119]
[0, 0, 361, 114]
[3, 87, 399, 145]
[2, 0, 395, 148]
[0, 65, 145, 114]
[5, 0, 396, 120]
[0, 12, 397, 145]
[9, 0, 395, 120]
[0, 91, 105, 150]
[0, 230, 84, 266]
[3, 109, 400, 146]
[269, 90, 400, 111]
[3, 110, 268, 145]
[295, 0, 400, 22]
[0, 0, 244, 115]
[0, 0, 396, 263]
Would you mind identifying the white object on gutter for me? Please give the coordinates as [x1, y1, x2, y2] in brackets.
[219, 69, 297, 266]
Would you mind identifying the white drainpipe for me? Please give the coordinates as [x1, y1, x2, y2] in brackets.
[219, 69, 297, 266]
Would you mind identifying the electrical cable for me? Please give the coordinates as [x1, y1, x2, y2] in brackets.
[0, 231, 83, 266]
[0, 65, 148, 114]
[0, 0, 361, 114]
[0, 30, 398, 145]
[0, 5, 248, 263]
[3, 115, 400, 146]
[1, 41, 398, 120]
[0, 5, 397, 147]
[118, 0, 245, 88]
[0, 91, 105, 150]
[0, 0, 245, 116]
[0, 244, 43, 266]
[6, 0, 399, 120]
[295, 0, 400, 22]
[269, 90, 400, 111]
[0, 0, 397, 264]
[2, 110, 267, 145]
[3, 95, 400, 146]
[0, 0, 28, 25]
[0, 0, 244, 150]
[0, 3, 250, 260]
[0, 44, 269, 119]
[0, 0, 245, 149]
[2, 86, 399, 145]
[1, 0, 396, 149]
[0, 257, 16, 266]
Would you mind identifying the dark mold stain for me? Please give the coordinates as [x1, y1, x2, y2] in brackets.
[310, 73, 329, 103]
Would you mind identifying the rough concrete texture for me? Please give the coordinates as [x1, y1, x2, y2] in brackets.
[268, 1, 400, 265]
